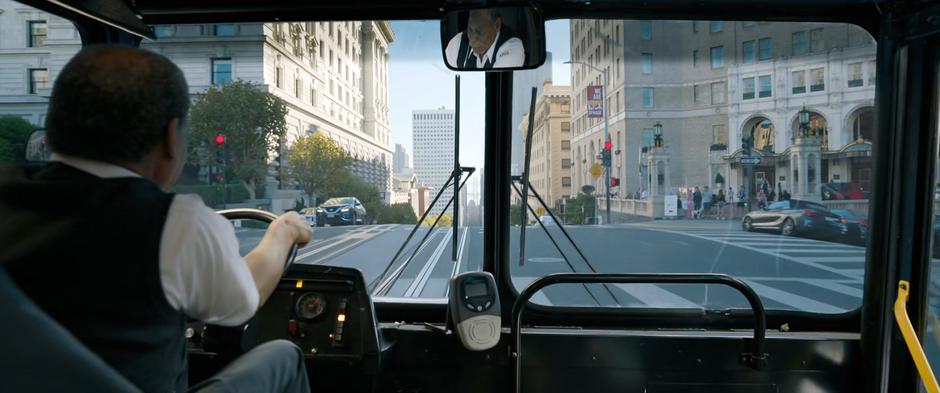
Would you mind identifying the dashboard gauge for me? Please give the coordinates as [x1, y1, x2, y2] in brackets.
[295, 292, 327, 320]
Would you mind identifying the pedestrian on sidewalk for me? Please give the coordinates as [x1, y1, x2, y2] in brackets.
[693, 187, 703, 219]
[686, 189, 693, 219]
[716, 189, 726, 220]
[702, 186, 713, 219]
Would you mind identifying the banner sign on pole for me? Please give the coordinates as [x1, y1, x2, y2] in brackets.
[586, 85, 604, 118]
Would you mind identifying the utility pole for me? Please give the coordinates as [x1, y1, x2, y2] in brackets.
[565, 60, 611, 224]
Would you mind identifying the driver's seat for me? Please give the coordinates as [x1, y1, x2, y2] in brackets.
[0, 265, 141, 392]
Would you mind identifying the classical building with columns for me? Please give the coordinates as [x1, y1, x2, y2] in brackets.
[568, 19, 875, 203]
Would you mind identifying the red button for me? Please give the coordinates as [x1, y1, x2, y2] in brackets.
[288, 320, 298, 337]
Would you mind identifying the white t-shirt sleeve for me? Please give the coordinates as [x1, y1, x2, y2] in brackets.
[159, 194, 260, 326]
[444, 32, 463, 67]
[493, 37, 525, 68]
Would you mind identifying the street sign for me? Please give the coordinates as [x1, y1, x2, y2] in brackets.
[586, 85, 604, 118]
[590, 163, 604, 178]
[535, 207, 545, 216]
[586, 102, 603, 118]
[738, 156, 762, 165]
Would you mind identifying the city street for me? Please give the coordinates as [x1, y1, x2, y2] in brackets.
[234, 219, 868, 313]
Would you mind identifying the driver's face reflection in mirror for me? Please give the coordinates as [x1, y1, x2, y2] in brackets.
[467, 9, 500, 57]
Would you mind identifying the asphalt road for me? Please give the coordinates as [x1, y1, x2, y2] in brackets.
[234, 218, 940, 367]
[234, 219, 872, 313]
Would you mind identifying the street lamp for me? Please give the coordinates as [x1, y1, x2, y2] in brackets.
[798, 106, 810, 138]
[653, 121, 663, 148]
[565, 59, 611, 225]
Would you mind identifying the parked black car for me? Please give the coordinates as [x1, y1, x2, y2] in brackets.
[829, 208, 869, 246]
[316, 197, 366, 226]
[742, 199, 847, 240]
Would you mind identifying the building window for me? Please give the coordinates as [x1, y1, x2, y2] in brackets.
[214, 24, 236, 36]
[211, 58, 233, 85]
[28, 68, 48, 94]
[154, 25, 174, 38]
[867, 60, 877, 85]
[758, 75, 772, 98]
[275, 67, 283, 89]
[710, 21, 723, 32]
[758, 38, 772, 60]
[792, 70, 806, 94]
[294, 78, 302, 97]
[642, 128, 654, 147]
[742, 77, 756, 100]
[310, 87, 318, 106]
[562, 140, 571, 150]
[848, 62, 864, 87]
[28, 21, 47, 48]
[712, 124, 727, 145]
[640, 21, 652, 40]
[710, 82, 726, 104]
[693, 84, 701, 103]
[692, 49, 699, 67]
[562, 122, 571, 133]
[562, 159, 572, 169]
[710, 46, 724, 68]
[810, 68, 825, 91]
[792, 31, 808, 56]
[641, 53, 652, 74]
[692, 21, 699, 33]
[742, 41, 755, 63]
[642, 87, 654, 107]
[810, 28, 824, 52]
[562, 177, 572, 187]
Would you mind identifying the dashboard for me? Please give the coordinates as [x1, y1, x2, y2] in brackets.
[187, 264, 382, 369]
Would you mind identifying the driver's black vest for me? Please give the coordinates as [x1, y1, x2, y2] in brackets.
[456, 26, 520, 69]
[0, 163, 186, 393]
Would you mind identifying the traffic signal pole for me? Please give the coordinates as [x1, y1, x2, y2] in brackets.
[602, 68, 610, 225]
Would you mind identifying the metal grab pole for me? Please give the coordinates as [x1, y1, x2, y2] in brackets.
[453, 75, 460, 261]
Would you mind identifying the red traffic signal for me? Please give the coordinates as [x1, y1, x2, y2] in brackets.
[603, 140, 612, 150]
[214, 133, 226, 146]
[214, 174, 223, 183]
[610, 177, 620, 187]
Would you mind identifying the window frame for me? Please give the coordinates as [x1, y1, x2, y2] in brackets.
[211, 58, 233, 85]
[28, 21, 47, 48]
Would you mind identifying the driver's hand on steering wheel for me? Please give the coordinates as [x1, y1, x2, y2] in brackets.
[272, 211, 313, 247]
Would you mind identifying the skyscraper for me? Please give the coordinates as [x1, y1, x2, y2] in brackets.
[412, 108, 456, 214]
[393, 143, 411, 174]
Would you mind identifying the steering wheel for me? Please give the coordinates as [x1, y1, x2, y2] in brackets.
[218, 208, 299, 273]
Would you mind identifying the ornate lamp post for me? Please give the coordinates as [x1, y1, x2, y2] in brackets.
[653, 121, 664, 148]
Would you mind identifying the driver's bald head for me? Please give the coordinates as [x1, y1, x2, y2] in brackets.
[46, 45, 189, 165]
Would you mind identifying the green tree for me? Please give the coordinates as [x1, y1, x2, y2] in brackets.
[564, 191, 597, 225]
[510, 204, 524, 226]
[0, 116, 41, 164]
[188, 81, 288, 200]
[376, 203, 418, 225]
[286, 133, 352, 202]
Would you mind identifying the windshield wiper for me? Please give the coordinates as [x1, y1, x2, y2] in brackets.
[516, 87, 618, 307]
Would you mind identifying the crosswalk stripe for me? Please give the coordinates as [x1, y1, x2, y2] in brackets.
[614, 284, 701, 308]
[512, 277, 551, 305]
[743, 280, 846, 313]
[836, 269, 865, 276]
[800, 256, 865, 263]
[779, 249, 866, 254]
[805, 279, 864, 298]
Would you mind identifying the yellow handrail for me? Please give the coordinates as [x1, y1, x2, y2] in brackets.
[894, 280, 940, 393]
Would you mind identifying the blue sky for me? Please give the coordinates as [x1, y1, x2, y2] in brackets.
[387, 20, 571, 168]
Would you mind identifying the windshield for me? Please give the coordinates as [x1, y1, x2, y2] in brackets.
[510, 19, 875, 314]
[321, 198, 355, 206]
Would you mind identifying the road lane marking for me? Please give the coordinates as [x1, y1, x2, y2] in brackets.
[407, 229, 453, 297]
[644, 228, 862, 280]
[805, 279, 864, 298]
[742, 280, 846, 313]
[296, 225, 396, 263]
[296, 225, 375, 258]
[835, 269, 865, 277]
[373, 228, 446, 295]
[614, 284, 701, 308]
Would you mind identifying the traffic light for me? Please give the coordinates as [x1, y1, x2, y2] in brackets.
[610, 177, 620, 187]
[601, 148, 612, 167]
[741, 134, 752, 156]
[213, 174, 223, 184]
[214, 132, 226, 146]
[273, 147, 282, 188]
[604, 139, 612, 150]
[214, 132, 225, 165]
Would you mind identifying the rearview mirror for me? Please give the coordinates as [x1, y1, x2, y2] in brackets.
[440, 6, 546, 71]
